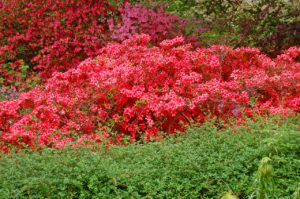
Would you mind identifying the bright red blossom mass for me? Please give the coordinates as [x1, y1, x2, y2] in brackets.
[0, 34, 299, 152]
[0, 0, 116, 84]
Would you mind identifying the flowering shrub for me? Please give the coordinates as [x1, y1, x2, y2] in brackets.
[0, 86, 19, 101]
[0, 0, 116, 84]
[0, 60, 40, 92]
[138, 0, 299, 56]
[0, 35, 299, 152]
[108, 2, 187, 45]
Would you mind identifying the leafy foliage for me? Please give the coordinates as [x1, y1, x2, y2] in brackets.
[134, 0, 299, 56]
[0, 86, 19, 102]
[248, 157, 277, 198]
[238, 0, 299, 57]
[0, 115, 299, 198]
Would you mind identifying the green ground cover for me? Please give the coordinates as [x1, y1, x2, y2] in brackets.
[1, 115, 299, 198]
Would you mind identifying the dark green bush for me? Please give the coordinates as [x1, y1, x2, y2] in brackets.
[0, 115, 299, 198]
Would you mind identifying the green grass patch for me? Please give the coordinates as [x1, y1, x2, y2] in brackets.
[0, 115, 299, 198]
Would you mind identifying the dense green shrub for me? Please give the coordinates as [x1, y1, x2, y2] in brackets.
[0, 115, 299, 198]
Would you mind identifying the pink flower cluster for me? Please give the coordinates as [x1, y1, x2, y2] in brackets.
[0, 35, 299, 152]
[108, 2, 185, 45]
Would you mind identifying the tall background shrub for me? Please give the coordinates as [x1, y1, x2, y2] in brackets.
[130, 0, 299, 56]
[0, 0, 117, 88]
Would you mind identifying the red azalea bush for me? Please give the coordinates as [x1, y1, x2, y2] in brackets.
[0, 35, 299, 152]
[0, 0, 116, 85]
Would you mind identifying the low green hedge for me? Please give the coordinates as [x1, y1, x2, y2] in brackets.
[0, 115, 299, 198]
